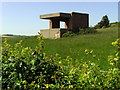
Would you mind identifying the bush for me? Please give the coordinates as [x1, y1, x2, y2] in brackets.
[62, 31, 76, 37]
[94, 15, 110, 29]
[2, 34, 64, 89]
[2, 34, 120, 89]
[79, 27, 97, 34]
[62, 28, 97, 38]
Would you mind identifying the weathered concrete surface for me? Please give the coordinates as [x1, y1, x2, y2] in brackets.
[40, 13, 71, 19]
[40, 28, 68, 39]
[40, 12, 89, 39]
[70, 12, 89, 32]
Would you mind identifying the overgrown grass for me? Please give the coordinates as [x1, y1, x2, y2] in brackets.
[2, 26, 118, 70]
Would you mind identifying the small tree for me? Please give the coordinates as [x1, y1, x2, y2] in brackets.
[94, 15, 110, 29]
[102, 15, 109, 27]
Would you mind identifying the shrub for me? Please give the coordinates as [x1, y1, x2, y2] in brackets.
[2, 33, 120, 89]
[79, 27, 97, 34]
[62, 28, 97, 38]
[62, 31, 76, 37]
[94, 15, 110, 29]
[2, 34, 64, 89]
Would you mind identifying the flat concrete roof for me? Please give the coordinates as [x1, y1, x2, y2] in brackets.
[70, 12, 89, 15]
[40, 12, 71, 19]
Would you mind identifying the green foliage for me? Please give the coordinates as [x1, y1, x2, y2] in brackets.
[79, 27, 97, 34]
[62, 27, 97, 37]
[62, 31, 76, 37]
[2, 34, 62, 89]
[109, 22, 120, 27]
[2, 27, 118, 70]
[2, 33, 120, 89]
[94, 15, 110, 29]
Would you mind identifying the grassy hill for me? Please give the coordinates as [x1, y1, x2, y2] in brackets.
[2, 25, 118, 70]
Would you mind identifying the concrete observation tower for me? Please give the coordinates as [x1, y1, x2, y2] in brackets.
[40, 12, 89, 39]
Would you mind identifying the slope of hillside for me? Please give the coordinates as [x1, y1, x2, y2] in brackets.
[2, 26, 118, 70]
[44, 26, 117, 69]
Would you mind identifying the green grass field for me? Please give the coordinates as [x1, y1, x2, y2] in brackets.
[2, 26, 118, 70]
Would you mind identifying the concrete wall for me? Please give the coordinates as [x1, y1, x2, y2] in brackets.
[40, 29, 50, 38]
[49, 29, 60, 39]
[68, 12, 89, 32]
[40, 29, 69, 39]
[40, 28, 60, 39]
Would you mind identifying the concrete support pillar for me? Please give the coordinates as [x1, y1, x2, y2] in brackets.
[49, 20, 52, 29]
[49, 19, 60, 29]
[65, 21, 69, 29]
[64, 19, 72, 29]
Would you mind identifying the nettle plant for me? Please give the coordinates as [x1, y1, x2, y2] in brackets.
[2, 33, 120, 89]
[2, 34, 76, 89]
[2, 34, 61, 89]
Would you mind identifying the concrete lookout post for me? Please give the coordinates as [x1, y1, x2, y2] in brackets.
[40, 12, 89, 39]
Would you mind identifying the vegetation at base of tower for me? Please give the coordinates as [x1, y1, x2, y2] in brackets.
[62, 31, 76, 37]
[94, 15, 110, 29]
[62, 27, 97, 37]
[2, 31, 120, 89]
[78, 27, 97, 34]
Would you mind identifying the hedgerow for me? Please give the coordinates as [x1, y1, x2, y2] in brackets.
[2, 33, 120, 89]
[62, 31, 76, 37]
[62, 28, 97, 37]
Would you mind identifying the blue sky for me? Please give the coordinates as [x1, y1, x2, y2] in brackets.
[2, 2, 118, 35]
